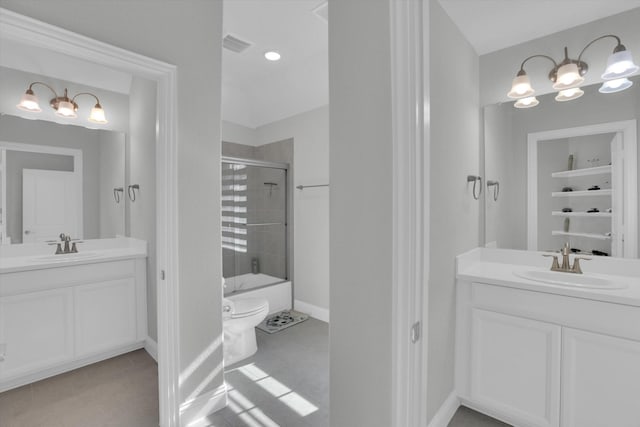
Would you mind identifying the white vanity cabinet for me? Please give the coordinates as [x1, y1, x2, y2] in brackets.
[470, 309, 561, 427]
[457, 280, 640, 427]
[0, 288, 74, 380]
[0, 256, 146, 392]
[561, 328, 640, 427]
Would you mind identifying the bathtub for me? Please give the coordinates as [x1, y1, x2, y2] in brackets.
[224, 273, 292, 315]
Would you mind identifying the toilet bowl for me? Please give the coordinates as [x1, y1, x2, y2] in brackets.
[223, 297, 269, 366]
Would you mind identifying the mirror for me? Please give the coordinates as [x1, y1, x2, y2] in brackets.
[0, 114, 126, 244]
[484, 77, 640, 258]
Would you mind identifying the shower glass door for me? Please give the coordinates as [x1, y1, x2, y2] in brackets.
[221, 159, 287, 295]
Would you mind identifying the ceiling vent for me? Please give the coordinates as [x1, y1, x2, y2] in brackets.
[223, 34, 252, 53]
[313, 1, 328, 22]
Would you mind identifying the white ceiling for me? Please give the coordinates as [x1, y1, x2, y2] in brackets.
[438, 0, 640, 55]
[222, 0, 640, 129]
[222, 0, 328, 129]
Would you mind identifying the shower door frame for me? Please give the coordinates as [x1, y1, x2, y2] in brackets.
[221, 156, 291, 286]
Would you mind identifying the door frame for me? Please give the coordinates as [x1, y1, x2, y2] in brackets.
[389, 0, 430, 425]
[0, 8, 181, 425]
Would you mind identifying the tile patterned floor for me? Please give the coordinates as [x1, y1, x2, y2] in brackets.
[205, 318, 329, 427]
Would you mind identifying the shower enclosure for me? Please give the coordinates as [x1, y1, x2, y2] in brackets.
[221, 157, 289, 296]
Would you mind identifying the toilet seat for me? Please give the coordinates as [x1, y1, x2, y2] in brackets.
[230, 298, 269, 319]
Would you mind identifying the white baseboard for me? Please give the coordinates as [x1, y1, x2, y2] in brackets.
[294, 299, 329, 323]
[145, 337, 158, 362]
[180, 383, 228, 427]
[427, 391, 460, 427]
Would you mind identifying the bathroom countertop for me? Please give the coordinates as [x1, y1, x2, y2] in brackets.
[0, 238, 147, 274]
[457, 248, 640, 308]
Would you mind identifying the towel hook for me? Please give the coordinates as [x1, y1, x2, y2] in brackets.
[113, 187, 124, 203]
[467, 175, 482, 200]
[486, 180, 500, 202]
[128, 184, 140, 202]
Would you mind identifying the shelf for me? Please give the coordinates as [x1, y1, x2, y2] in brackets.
[551, 231, 612, 240]
[551, 189, 612, 197]
[551, 165, 612, 178]
[552, 211, 612, 218]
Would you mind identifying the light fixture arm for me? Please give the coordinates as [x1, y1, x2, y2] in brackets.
[27, 81, 59, 98]
[71, 92, 103, 106]
[517, 54, 558, 75]
[577, 34, 624, 63]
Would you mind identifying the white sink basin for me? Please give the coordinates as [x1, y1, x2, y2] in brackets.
[28, 252, 100, 263]
[514, 269, 626, 289]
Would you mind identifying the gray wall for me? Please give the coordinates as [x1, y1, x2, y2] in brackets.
[480, 7, 640, 106]
[484, 103, 520, 249]
[329, 0, 393, 425]
[0, 65, 130, 133]
[2, 0, 225, 410]
[98, 130, 126, 238]
[128, 76, 158, 342]
[427, 0, 481, 422]
[256, 108, 329, 315]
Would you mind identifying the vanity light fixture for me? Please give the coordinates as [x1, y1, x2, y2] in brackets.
[16, 82, 108, 124]
[507, 35, 639, 108]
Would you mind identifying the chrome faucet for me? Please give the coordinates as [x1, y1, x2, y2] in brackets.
[49, 233, 81, 255]
[543, 242, 591, 274]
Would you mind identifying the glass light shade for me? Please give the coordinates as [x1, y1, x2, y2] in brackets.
[88, 105, 108, 124]
[507, 74, 534, 99]
[601, 50, 639, 80]
[55, 100, 77, 118]
[555, 87, 584, 102]
[552, 63, 584, 90]
[16, 92, 42, 112]
[514, 96, 539, 109]
[599, 77, 633, 94]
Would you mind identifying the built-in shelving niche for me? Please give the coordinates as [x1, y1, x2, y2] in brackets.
[527, 120, 638, 258]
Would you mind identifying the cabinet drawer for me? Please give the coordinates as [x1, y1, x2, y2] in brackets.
[471, 282, 640, 341]
[0, 260, 137, 296]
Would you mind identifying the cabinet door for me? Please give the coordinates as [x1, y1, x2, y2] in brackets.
[471, 309, 561, 427]
[0, 288, 74, 380]
[561, 328, 640, 427]
[74, 278, 137, 357]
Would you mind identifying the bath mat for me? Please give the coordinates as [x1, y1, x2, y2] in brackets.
[257, 310, 309, 334]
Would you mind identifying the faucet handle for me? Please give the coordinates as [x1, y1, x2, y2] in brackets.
[571, 257, 591, 274]
[542, 254, 560, 270]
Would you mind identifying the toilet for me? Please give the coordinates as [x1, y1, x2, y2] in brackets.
[222, 297, 269, 366]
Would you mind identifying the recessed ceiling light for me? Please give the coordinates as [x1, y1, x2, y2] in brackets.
[265, 51, 281, 61]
